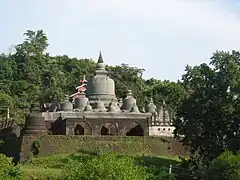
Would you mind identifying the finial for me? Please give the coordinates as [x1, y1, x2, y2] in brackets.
[97, 96, 101, 101]
[127, 90, 132, 96]
[83, 74, 86, 80]
[65, 95, 69, 100]
[98, 51, 104, 63]
[30, 103, 41, 114]
[79, 91, 85, 95]
[162, 100, 166, 105]
[150, 98, 153, 103]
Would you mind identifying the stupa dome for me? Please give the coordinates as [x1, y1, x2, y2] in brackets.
[86, 52, 117, 106]
[61, 96, 73, 111]
[84, 102, 93, 112]
[146, 98, 157, 113]
[23, 104, 47, 136]
[93, 98, 107, 112]
[107, 101, 121, 113]
[74, 92, 88, 111]
[130, 103, 140, 113]
[122, 90, 136, 111]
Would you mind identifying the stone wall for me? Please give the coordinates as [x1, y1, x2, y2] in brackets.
[20, 135, 187, 162]
[149, 126, 175, 137]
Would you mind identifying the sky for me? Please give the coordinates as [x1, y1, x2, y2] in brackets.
[1, 0, 240, 81]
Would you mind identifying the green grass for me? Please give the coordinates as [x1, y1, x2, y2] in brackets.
[22, 166, 61, 179]
[21, 151, 182, 179]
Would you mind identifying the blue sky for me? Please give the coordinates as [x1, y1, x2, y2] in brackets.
[1, 0, 240, 81]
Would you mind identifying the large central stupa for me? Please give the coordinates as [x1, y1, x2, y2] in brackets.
[86, 52, 118, 106]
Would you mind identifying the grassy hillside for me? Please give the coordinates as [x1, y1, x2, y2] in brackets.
[21, 152, 181, 179]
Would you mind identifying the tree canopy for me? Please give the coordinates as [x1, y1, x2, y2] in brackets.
[174, 50, 240, 179]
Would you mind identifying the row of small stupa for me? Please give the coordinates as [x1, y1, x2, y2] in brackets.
[57, 52, 158, 114]
[61, 89, 157, 114]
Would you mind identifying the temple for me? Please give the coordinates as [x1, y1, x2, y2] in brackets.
[38, 52, 153, 136]
[1, 52, 174, 137]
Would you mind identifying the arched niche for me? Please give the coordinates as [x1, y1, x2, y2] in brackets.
[51, 117, 66, 135]
[126, 122, 144, 136]
[100, 122, 118, 136]
[74, 121, 92, 135]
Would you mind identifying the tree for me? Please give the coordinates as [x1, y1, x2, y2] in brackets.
[13, 30, 48, 82]
[9, 30, 49, 107]
[0, 92, 14, 108]
[207, 151, 240, 180]
[144, 79, 186, 111]
[0, 92, 14, 118]
[107, 64, 147, 108]
[14, 29, 48, 58]
[174, 51, 240, 177]
[0, 54, 16, 94]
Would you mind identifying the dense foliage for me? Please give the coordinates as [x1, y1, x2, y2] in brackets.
[0, 153, 24, 180]
[207, 151, 240, 180]
[18, 153, 178, 179]
[174, 51, 240, 179]
[61, 154, 149, 180]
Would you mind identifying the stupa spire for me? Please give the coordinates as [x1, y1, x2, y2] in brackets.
[97, 51, 104, 63]
[95, 51, 107, 73]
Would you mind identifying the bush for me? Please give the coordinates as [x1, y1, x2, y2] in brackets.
[0, 153, 24, 180]
[61, 153, 150, 180]
[145, 166, 177, 180]
[31, 138, 41, 156]
[207, 151, 240, 180]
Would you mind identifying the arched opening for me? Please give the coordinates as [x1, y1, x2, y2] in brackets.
[51, 117, 66, 135]
[126, 123, 144, 136]
[100, 123, 118, 136]
[74, 124, 84, 135]
[74, 121, 92, 135]
[101, 126, 110, 135]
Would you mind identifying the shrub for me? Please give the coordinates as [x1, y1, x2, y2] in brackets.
[31, 138, 41, 156]
[207, 151, 240, 180]
[0, 153, 24, 180]
[61, 153, 150, 180]
[146, 166, 177, 180]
